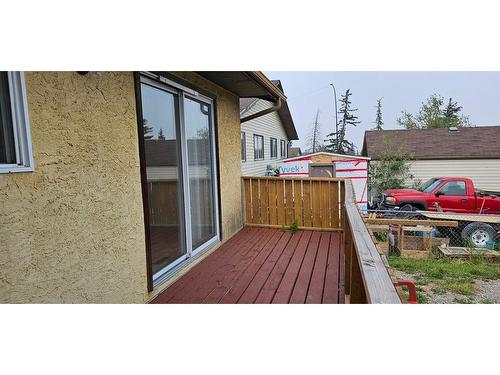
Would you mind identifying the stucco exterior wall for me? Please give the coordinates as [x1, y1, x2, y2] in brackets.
[168, 72, 243, 241]
[0, 72, 148, 303]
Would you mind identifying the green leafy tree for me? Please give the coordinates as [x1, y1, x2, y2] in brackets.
[325, 89, 360, 154]
[369, 137, 414, 194]
[374, 98, 383, 130]
[397, 94, 470, 129]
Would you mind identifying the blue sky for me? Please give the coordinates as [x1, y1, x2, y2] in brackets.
[265, 72, 500, 151]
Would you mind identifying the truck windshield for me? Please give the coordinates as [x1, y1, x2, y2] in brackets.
[419, 178, 442, 193]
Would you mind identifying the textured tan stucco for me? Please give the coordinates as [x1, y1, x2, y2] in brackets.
[168, 72, 243, 240]
[0, 72, 148, 303]
[0, 71, 243, 303]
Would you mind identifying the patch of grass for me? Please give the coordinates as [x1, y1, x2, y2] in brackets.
[441, 278, 475, 295]
[389, 256, 500, 299]
[289, 220, 298, 233]
[454, 296, 474, 304]
[416, 292, 428, 304]
[388, 257, 500, 280]
[481, 298, 494, 304]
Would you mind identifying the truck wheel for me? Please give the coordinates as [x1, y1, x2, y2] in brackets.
[398, 204, 418, 218]
[461, 222, 496, 248]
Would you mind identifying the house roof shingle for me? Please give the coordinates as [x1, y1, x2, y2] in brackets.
[362, 126, 500, 160]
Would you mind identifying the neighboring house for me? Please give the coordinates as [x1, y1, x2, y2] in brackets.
[362, 126, 500, 190]
[240, 80, 298, 176]
[287, 146, 302, 158]
[0, 71, 286, 303]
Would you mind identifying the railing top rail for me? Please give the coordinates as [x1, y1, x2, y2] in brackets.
[344, 180, 401, 304]
[241, 176, 346, 182]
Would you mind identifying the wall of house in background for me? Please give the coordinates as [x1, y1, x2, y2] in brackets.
[0, 72, 148, 303]
[408, 159, 500, 190]
[241, 99, 289, 176]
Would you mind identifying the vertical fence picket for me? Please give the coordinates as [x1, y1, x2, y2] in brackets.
[268, 179, 277, 225]
[293, 179, 303, 226]
[277, 179, 285, 225]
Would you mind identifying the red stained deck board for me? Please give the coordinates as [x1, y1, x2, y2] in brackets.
[272, 230, 312, 304]
[288, 231, 322, 304]
[237, 231, 293, 303]
[338, 233, 346, 304]
[219, 231, 285, 303]
[168, 227, 270, 303]
[305, 232, 331, 304]
[202, 229, 280, 303]
[189, 228, 277, 303]
[254, 231, 304, 304]
[152, 226, 254, 303]
[153, 227, 344, 304]
[322, 232, 341, 303]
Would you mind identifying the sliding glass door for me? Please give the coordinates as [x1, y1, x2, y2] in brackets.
[183, 96, 217, 251]
[139, 74, 219, 285]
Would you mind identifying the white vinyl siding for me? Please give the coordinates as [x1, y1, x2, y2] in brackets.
[241, 99, 290, 176]
[407, 159, 500, 191]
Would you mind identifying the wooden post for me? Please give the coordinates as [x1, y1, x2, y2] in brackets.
[349, 249, 366, 303]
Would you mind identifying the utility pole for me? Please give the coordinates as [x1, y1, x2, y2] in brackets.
[330, 83, 338, 152]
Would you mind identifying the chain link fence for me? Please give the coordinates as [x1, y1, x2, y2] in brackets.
[364, 209, 500, 260]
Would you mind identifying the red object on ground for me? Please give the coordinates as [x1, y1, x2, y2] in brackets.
[397, 280, 417, 304]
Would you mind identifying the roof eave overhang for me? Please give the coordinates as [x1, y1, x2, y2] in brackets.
[196, 71, 286, 102]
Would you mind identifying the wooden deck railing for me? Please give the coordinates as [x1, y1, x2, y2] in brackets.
[242, 176, 344, 231]
[241, 176, 401, 304]
[343, 180, 401, 304]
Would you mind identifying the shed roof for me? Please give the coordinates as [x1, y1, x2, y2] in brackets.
[362, 126, 500, 160]
[283, 151, 370, 162]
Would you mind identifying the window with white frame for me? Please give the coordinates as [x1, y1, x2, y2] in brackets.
[270, 137, 277, 159]
[253, 134, 264, 160]
[280, 139, 286, 159]
[241, 131, 246, 161]
[0, 72, 34, 173]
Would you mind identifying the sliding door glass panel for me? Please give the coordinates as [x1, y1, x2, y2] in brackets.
[183, 96, 216, 249]
[141, 83, 185, 276]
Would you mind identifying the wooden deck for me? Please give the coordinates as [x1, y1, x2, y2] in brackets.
[152, 226, 345, 304]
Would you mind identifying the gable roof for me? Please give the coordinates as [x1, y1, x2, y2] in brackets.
[362, 126, 500, 160]
[239, 80, 298, 140]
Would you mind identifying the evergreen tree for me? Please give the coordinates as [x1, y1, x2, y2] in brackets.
[374, 98, 383, 130]
[158, 128, 166, 140]
[324, 89, 360, 154]
[143, 119, 154, 140]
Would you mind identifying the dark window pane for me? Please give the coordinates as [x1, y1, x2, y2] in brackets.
[141, 83, 185, 276]
[0, 72, 16, 164]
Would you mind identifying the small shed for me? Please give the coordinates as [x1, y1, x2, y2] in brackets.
[277, 152, 370, 211]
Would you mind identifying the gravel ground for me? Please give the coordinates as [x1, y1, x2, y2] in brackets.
[394, 269, 500, 304]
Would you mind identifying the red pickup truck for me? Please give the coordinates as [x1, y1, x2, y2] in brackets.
[380, 177, 500, 214]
